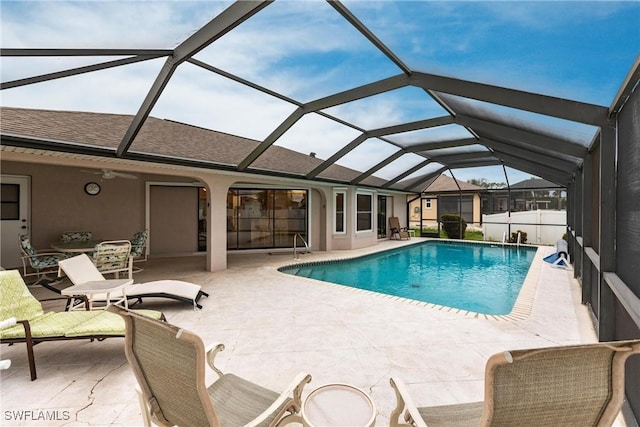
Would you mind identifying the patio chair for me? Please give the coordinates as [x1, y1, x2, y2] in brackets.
[92, 240, 133, 279]
[130, 229, 148, 272]
[108, 305, 312, 427]
[389, 339, 640, 427]
[389, 217, 411, 240]
[59, 254, 208, 310]
[0, 269, 164, 381]
[60, 231, 92, 242]
[19, 234, 70, 287]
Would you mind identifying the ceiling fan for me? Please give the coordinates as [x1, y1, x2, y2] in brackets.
[83, 168, 138, 180]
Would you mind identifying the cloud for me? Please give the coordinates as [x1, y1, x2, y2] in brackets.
[1, 0, 636, 180]
[1, 1, 224, 48]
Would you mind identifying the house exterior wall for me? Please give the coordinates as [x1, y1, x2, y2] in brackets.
[1, 161, 149, 255]
[409, 192, 481, 229]
[2, 153, 412, 271]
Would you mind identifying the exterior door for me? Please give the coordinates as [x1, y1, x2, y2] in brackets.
[149, 185, 199, 255]
[1, 175, 30, 268]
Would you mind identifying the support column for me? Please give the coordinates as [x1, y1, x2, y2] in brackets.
[573, 168, 583, 280]
[599, 126, 616, 341]
[581, 153, 593, 304]
[200, 175, 236, 272]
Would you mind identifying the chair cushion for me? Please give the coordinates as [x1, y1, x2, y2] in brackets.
[0, 311, 104, 339]
[127, 280, 201, 300]
[61, 231, 92, 243]
[64, 309, 163, 337]
[130, 230, 148, 257]
[208, 373, 285, 427]
[29, 254, 68, 269]
[19, 235, 37, 257]
[88, 281, 201, 303]
[0, 270, 44, 321]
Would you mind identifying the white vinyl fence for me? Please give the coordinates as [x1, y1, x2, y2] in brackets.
[482, 210, 566, 245]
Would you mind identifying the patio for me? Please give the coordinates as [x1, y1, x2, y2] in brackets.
[0, 239, 634, 426]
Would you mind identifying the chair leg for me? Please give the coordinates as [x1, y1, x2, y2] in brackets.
[18, 320, 37, 381]
[136, 387, 152, 427]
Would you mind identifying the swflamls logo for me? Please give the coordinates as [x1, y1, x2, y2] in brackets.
[4, 410, 71, 421]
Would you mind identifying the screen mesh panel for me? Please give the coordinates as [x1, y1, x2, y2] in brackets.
[616, 88, 640, 292]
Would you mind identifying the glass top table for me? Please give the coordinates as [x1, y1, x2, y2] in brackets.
[51, 240, 103, 253]
[301, 383, 376, 427]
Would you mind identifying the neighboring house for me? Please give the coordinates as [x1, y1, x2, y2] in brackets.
[0, 107, 415, 272]
[407, 174, 483, 229]
[481, 178, 567, 244]
[481, 178, 566, 215]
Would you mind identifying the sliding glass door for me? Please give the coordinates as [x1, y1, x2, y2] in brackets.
[227, 188, 308, 250]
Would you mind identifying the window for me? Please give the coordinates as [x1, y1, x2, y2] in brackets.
[356, 192, 373, 232]
[1, 184, 19, 220]
[425, 198, 432, 209]
[438, 195, 474, 223]
[334, 189, 346, 234]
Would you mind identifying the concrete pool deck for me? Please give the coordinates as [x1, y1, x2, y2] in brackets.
[1, 238, 636, 426]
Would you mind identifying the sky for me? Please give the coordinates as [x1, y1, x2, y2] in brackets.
[1, 1, 639, 186]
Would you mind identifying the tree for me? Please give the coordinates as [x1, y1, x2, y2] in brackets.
[468, 178, 506, 189]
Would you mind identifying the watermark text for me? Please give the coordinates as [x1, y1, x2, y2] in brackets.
[4, 409, 71, 422]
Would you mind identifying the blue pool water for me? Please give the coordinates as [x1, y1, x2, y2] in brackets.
[279, 241, 537, 315]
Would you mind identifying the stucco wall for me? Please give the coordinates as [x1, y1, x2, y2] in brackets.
[3, 156, 414, 271]
[2, 161, 146, 250]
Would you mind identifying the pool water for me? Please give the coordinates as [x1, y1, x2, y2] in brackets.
[280, 241, 537, 315]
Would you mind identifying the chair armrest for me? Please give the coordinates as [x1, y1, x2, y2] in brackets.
[389, 377, 427, 427]
[205, 342, 226, 378]
[245, 372, 312, 427]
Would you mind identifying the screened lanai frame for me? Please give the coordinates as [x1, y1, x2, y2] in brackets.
[1, 0, 610, 192]
[1, 0, 640, 420]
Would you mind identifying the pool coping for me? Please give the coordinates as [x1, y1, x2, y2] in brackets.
[277, 239, 543, 321]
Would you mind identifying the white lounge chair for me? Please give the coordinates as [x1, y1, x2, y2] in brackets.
[58, 254, 208, 310]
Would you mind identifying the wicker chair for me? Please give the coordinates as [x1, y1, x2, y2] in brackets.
[109, 305, 312, 427]
[390, 340, 640, 427]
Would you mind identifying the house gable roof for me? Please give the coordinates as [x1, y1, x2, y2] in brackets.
[423, 174, 483, 193]
[0, 106, 391, 189]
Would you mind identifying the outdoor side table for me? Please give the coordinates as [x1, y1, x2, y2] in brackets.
[301, 383, 376, 427]
[61, 279, 132, 310]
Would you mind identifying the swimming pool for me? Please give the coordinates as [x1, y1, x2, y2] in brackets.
[279, 241, 537, 315]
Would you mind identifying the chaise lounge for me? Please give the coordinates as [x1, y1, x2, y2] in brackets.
[0, 270, 164, 381]
[58, 254, 209, 310]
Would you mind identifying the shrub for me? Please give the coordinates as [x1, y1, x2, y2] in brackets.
[441, 214, 467, 239]
[509, 230, 528, 244]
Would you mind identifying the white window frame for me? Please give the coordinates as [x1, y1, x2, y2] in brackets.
[425, 198, 432, 209]
[355, 190, 374, 233]
[333, 188, 347, 235]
